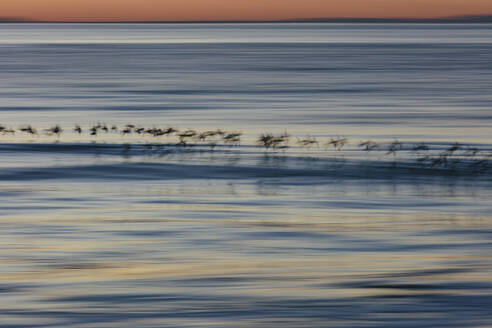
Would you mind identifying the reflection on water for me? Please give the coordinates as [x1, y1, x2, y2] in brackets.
[0, 23, 491, 327]
[0, 146, 491, 327]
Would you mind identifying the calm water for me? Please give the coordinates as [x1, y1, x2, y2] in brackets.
[0, 23, 491, 327]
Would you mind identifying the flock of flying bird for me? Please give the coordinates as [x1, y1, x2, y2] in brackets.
[1, 123, 385, 152]
[0, 123, 489, 172]
[1, 123, 242, 146]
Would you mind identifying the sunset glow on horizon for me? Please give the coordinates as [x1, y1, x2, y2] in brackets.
[1, 0, 492, 22]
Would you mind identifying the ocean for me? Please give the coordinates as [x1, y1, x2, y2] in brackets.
[0, 23, 491, 327]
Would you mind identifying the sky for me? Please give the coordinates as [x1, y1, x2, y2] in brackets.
[1, 0, 492, 22]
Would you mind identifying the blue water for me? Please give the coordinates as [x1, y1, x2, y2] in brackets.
[0, 23, 491, 327]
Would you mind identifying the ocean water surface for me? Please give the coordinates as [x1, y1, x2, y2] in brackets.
[0, 23, 491, 327]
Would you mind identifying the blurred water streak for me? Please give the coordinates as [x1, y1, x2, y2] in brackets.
[0, 23, 491, 327]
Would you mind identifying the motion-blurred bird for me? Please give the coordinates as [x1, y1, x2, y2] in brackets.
[45, 125, 63, 136]
[19, 125, 37, 136]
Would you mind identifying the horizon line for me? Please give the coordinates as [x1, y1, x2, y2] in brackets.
[2, 14, 492, 24]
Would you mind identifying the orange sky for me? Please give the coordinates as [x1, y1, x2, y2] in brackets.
[2, 0, 492, 22]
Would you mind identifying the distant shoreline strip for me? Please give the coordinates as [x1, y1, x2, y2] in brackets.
[2, 15, 492, 24]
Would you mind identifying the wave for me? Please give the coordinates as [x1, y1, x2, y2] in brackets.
[0, 142, 489, 183]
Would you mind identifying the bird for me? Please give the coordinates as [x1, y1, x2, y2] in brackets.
[298, 136, 318, 148]
[257, 133, 289, 150]
[45, 125, 63, 136]
[359, 140, 379, 151]
[196, 131, 215, 141]
[19, 125, 37, 136]
[327, 137, 348, 151]
[121, 127, 132, 135]
[223, 132, 242, 146]
[163, 127, 178, 136]
[178, 130, 197, 141]
[257, 133, 274, 149]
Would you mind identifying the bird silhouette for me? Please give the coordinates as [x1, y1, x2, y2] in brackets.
[19, 125, 37, 136]
[2, 128, 15, 135]
[359, 140, 379, 151]
[257, 133, 289, 150]
[178, 130, 197, 142]
[90, 126, 98, 136]
[326, 137, 348, 151]
[298, 136, 318, 149]
[121, 127, 132, 135]
[45, 125, 63, 136]
[223, 132, 242, 146]
[162, 127, 178, 136]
